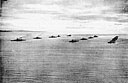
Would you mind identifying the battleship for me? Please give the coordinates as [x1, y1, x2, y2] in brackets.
[88, 36, 94, 39]
[49, 36, 57, 38]
[67, 34, 72, 36]
[33, 37, 42, 39]
[11, 37, 26, 41]
[93, 35, 98, 37]
[80, 38, 88, 40]
[69, 39, 79, 43]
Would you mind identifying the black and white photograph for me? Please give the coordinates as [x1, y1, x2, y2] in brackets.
[0, 0, 128, 83]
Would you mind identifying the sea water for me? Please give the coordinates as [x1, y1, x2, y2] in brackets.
[1, 32, 128, 83]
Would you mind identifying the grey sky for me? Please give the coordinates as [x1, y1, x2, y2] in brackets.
[1, 0, 128, 34]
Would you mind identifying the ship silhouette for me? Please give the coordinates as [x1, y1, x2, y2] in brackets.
[94, 35, 98, 37]
[69, 39, 79, 43]
[108, 36, 118, 44]
[33, 37, 42, 39]
[80, 38, 88, 40]
[88, 36, 93, 39]
[67, 34, 71, 36]
[49, 36, 57, 38]
[11, 37, 26, 41]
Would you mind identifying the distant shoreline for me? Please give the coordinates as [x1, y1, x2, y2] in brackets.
[0, 30, 43, 32]
[0, 30, 12, 32]
[0, 30, 128, 35]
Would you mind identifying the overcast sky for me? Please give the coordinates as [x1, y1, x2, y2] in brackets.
[1, 0, 128, 34]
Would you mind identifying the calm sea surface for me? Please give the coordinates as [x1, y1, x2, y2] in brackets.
[1, 32, 128, 83]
